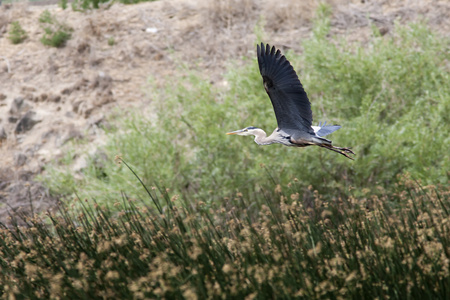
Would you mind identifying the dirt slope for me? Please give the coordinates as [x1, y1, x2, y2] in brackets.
[0, 0, 448, 224]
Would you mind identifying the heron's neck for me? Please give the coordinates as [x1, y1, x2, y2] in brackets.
[253, 129, 276, 145]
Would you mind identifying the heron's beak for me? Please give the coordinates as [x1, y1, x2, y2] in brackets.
[226, 129, 242, 135]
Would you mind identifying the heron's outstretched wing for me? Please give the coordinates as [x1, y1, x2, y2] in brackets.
[257, 43, 313, 132]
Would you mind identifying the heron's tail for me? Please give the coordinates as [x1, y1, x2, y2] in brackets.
[313, 121, 341, 137]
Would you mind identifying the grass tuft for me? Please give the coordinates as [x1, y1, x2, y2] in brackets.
[8, 21, 27, 44]
[39, 10, 72, 48]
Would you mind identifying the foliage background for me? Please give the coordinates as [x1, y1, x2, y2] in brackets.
[41, 8, 449, 207]
[1, 2, 449, 298]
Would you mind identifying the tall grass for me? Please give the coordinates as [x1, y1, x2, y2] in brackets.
[40, 11, 449, 207]
[1, 174, 449, 298]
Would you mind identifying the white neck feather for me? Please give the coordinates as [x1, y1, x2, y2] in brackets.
[253, 128, 291, 146]
[252, 128, 274, 145]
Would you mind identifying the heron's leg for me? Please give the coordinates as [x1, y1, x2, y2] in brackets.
[318, 144, 355, 160]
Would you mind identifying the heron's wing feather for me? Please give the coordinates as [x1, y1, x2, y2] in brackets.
[316, 125, 341, 137]
[257, 43, 313, 132]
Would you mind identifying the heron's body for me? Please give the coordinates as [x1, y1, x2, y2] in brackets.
[234, 125, 340, 150]
[227, 43, 355, 160]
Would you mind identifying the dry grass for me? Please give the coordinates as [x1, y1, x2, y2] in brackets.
[262, 0, 352, 30]
[206, 0, 258, 30]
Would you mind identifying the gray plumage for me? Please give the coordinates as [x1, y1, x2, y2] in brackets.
[227, 43, 355, 160]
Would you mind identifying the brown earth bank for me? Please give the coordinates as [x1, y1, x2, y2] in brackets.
[0, 0, 449, 225]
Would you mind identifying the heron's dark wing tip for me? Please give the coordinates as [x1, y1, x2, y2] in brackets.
[256, 42, 313, 130]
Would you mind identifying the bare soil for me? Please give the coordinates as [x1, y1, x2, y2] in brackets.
[0, 0, 448, 225]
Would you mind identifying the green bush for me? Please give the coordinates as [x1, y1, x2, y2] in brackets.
[298, 18, 449, 193]
[38, 9, 53, 24]
[59, 0, 68, 10]
[8, 21, 27, 44]
[40, 12, 449, 207]
[69, 0, 156, 11]
[71, 0, 109, 10]
[107, 36, 115, 46]
[39, 10, 72, 48]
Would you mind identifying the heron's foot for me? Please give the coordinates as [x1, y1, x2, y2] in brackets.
[319, 144, 356, 160]
[333, 148, 355, 160]
[334, 146, 355, 155]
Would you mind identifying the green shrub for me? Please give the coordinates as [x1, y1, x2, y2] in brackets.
[298, 19, 449, 192]
[8, 21, 27, 44]
[39, 10, 72, 48]
[119, 0, 156, 4]
[71, 0, 108, 10]
[107, 36, 115, 46]
[40, 12, 449, 207]
[41, 28, 71, 48]
[59, 0, 68, 10]
[38, 9, 53, 24]
[70, 0, 156, 11]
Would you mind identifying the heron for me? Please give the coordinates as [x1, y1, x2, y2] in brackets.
[227, 43, 355, 160]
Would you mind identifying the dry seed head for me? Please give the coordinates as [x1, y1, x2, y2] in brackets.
[307, 241, 322, 257]
[222, 264, 232, 273]
[213, 281, 221, 294]
[114, 154, 122, 165]
[321, 210, 332, 219]
[72, 279, 83, 290]
[114, 234, 127, 246]
[182, 286, 198, 300]
[25, 263, 39, 277]
[295, 289, 306, 297]
[275, 184, 282, 193]
[345, 270, 358, 282]
[105, 271, 120, 280]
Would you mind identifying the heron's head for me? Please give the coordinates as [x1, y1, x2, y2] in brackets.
[226, 126, 261, 136]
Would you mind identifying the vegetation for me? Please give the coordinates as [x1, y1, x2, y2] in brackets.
[59, 0, 68, 10]
[8, 21, 27, 44]
[1, 171, 449, 298]
[2, 5, 447, 298]
[40, 12, 449, 207]
[39, 10, 72, 48]
[64, 0, 157, 11]
[70, 0, 109, 10]
[108, 36, 115, 46]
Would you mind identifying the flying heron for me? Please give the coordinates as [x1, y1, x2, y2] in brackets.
[227, 43, 355, 160]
